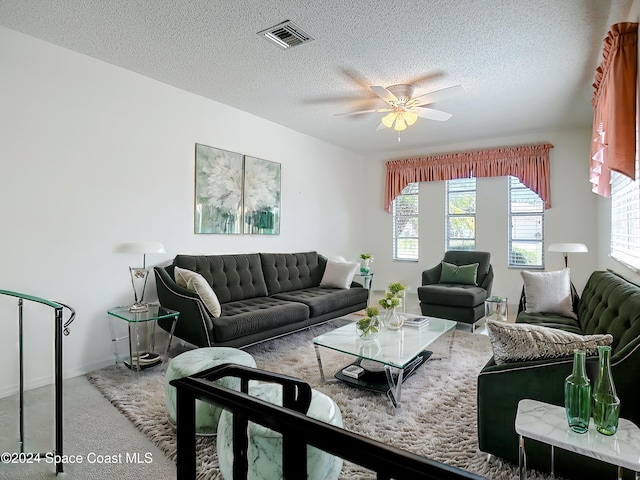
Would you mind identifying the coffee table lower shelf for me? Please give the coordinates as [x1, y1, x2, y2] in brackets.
[333, 350, 432, 394]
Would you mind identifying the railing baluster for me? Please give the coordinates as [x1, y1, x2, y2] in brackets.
[0, 290, 74, 475]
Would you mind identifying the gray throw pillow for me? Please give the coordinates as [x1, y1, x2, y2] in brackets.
[521, 268, 576, 319]
[486, 319, 613, 365]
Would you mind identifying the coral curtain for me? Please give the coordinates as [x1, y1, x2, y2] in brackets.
[384, 143, 553, 212]
[590, 22, 638, 198]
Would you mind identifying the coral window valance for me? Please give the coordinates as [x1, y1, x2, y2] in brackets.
[384, 143, 553, 212]
[590, 22, 638, 198]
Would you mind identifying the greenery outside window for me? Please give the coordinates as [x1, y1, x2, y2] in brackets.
[393, 182, 418, 261]
[446, 178, 476, 251]
[611, 157, 640, 271]
[509, 176, 544, 267]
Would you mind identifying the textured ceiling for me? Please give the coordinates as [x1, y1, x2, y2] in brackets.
[0, 0, 633, 154]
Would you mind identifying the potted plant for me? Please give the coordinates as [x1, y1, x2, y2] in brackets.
[359, 253, 373, 273]
[378, 284, 405, 330]
[387, 282, 405, 296]
[356, 306, 380, 339]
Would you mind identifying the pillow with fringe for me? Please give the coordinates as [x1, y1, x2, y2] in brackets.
[486, 319, 612, 365]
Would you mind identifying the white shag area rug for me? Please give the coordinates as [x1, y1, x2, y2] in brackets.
[87, 320, 557, 480]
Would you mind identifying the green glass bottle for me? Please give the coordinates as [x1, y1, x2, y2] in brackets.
[592, 345, 620, 436]
[564, 349, 591, 433]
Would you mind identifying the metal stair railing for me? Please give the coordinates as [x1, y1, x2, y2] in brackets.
[172, 363, 486, 480]
[0, 290, 75, 475]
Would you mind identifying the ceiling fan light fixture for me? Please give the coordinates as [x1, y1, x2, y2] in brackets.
[394, 115, 407, 131]
[381, 112, 397, 128]
[404, 110, 418, 126]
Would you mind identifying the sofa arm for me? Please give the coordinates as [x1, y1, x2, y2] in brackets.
[477, 355, 585, 464]
[421, 264, 442, 286]
[479, 265, 493, 295]
[154, 267, 214, 348]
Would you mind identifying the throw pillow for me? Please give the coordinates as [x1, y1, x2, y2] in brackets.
[521, 268, 576, 319]
[439, 261, 479, 285]
[319, 259, 359, 289]
[174, 266, 221, 317]
[486, 319, 613, 365]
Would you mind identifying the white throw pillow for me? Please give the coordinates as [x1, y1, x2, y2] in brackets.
[320, 260, 359, 289]
[486, 319, 613, 365]
[174, 266, 221, 317]
[521, 268, 577, 319]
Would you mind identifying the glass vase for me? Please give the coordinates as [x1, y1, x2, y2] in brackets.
[592, 345, 620, 436]
[356, 316, 380, 340]
[564, 349, 591, 433]
[385, 308, 404, 330]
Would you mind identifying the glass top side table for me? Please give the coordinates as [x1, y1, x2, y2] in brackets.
[107, 304, 179, 371]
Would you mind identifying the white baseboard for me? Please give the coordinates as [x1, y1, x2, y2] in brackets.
[0, 357, 115, 399]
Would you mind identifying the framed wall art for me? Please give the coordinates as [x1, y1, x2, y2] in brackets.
[194, 144, 243, 234]
[243, 156, 281, 235]
[194, 144, 281, 235]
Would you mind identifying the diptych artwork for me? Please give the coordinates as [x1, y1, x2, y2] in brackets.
[243, 156, 281, 235]
[194, 144, 280, 235]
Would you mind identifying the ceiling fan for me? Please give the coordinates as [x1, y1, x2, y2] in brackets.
[336, 83, 464, 132]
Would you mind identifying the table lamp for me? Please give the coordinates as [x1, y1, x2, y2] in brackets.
[548, 243, 588, 268]
[114, 241, 166, 312]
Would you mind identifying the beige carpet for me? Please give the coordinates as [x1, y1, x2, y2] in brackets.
[87, 320, 558, 480]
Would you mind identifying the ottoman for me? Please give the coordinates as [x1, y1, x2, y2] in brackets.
[165, 347, 256, 435]
[217, 383, 343, 480]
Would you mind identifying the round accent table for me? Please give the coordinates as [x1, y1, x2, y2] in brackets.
[165, 347, 256, 435]
[217, 383, 343, 480]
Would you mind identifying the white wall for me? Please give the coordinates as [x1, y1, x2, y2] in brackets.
[0, 27, 366, 396]
[362, 128, 600, 310]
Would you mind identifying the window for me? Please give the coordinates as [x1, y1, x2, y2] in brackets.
[446, 178, 476, 250]
[392, 182, 418, 261]
[509, 176, 544, 267]
[611, 157, 640, 270]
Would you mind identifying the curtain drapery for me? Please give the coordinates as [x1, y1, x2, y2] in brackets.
[384, 143, 553, 212]
[590, 22, 638, 198]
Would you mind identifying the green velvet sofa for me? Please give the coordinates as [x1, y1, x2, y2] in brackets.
[154, 251, 368, 348]
[477, 270, 640, 479]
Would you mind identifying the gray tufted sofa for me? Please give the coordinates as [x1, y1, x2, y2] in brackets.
[154, 251, 368, 348]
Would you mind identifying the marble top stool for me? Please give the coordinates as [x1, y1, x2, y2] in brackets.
[217, 383, 343, 480]
[165, 347, 256, 435]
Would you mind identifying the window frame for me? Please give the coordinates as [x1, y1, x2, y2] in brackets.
[392, 182, 419, 262]
[508, 176, 544, 268]
[445, 177, 476, 251]
[610, 156, 640, 271]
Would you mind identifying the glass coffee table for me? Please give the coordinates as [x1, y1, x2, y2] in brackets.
[313, 316, 456, 411]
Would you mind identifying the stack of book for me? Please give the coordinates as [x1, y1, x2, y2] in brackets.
[402, 314, 430, 329]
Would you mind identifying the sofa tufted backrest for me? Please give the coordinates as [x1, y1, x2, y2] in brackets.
[173, 254, 268, 304]
[578, 270, 640, 355]
[260, 252, 325, 295]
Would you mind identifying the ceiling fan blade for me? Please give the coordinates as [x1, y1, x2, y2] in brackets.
[370, 85, 399, 104]
[414, 107, 452, 121]
[334, 108, 393, 116]
[409, 85, 465, 107]
[376, 122, 388, 131]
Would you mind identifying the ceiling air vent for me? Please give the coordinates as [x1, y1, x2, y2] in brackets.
[257, 20, 314, 49]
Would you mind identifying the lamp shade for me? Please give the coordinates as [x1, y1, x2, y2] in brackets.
[548, 243, 588, 253]
[114, 241, 166, 254]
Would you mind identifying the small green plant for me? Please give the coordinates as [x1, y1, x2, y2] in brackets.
[379, 293, 400, 310]
[356, 314, 380, 337]
[365, 305, 379, 317]
[360, 253, 373, 260]
[387, 282, 406, 295]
